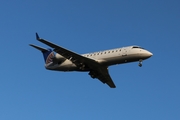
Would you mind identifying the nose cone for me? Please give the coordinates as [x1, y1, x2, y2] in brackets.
[140, 50, 153, 59]
[147, 51, 153, 57]
[144, 51, 153, 59]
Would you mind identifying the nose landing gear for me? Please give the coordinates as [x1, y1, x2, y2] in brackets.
[139, 59, 143, 67]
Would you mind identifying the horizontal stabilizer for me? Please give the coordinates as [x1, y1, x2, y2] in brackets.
[29, 44, 48, 52]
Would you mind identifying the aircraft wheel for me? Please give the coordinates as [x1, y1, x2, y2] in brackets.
[139, 59, 143, 67]
[79, 63, 85, 70]
[89, 71, 97, 79]
[91, 75, 96, 79]
[139, 63, 142, 67]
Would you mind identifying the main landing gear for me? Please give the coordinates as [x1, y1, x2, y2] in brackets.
[88, 71, 98, 79]
[138, 59, 143, 67]
[79, 64, 85, 70]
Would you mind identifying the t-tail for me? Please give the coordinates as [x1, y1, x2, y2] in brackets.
[29, 44, 55, 65]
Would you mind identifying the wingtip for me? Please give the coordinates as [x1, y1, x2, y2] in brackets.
[110, 85, 116, 88]
[29, 44, 33, 47]
[106, 82, 116, 88]
[36, 32, 40, 40]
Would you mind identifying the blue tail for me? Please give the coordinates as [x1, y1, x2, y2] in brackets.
[30, 44, 55, 64]
[42, 49, 54, 64]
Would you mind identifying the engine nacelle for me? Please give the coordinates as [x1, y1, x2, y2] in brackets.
[53, 54, 66, 64]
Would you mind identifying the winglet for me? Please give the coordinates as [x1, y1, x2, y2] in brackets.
[36, 32, 40, 40]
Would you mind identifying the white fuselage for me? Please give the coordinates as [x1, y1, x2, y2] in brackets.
[46, 46, 153, 71]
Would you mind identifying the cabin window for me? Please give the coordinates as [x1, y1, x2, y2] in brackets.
[104, 52, 106, 54]
[112, 51, 114, 53]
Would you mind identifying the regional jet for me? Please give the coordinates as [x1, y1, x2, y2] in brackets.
[30, 33, 153, 88]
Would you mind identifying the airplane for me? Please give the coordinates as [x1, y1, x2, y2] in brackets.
[30, 33, 153, 88]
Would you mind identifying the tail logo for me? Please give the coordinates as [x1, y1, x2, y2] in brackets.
[46, 52, 54, 64]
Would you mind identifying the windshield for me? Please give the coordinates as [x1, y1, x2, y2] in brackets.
[132, 46, 144, 49]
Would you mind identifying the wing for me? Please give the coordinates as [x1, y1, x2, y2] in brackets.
[95, 67, 116, 88]
[36, 33, 97, 68]
[35, 33, 116, 88]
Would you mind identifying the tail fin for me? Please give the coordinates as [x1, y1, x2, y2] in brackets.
[42, 49, 54, 65]
[29, 44, 55, 65]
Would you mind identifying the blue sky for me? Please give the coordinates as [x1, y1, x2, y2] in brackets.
[0, 0, 180, 120]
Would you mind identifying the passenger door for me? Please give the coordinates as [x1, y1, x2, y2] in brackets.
[122, 48, 127, 56]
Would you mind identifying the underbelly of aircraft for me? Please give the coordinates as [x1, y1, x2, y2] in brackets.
[101, 55, 144, 66]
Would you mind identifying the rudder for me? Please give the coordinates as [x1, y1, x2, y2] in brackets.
[42, 49, 54, 65]
[29, 44, 54, 65]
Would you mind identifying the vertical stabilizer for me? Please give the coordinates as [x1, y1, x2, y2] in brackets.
[42, 49, 54, 65]
[29, 44, 54, 65]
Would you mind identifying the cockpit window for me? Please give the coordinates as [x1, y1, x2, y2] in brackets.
[132, 46, 139, 48]
[132, 46, 144, 49]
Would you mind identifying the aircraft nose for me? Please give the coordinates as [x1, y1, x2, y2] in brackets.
[146, 51, 153, 57]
